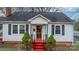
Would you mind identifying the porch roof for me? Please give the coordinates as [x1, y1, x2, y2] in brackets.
[0, 12, 73, 22]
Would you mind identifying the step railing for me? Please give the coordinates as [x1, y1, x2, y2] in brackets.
[31, 34, 36, 40]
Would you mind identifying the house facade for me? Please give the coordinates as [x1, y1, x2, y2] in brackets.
[0, 8, 74, 46]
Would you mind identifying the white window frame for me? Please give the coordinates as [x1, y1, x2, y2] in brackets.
[19, 24, 26, 34]
[12, 24, 18, 34]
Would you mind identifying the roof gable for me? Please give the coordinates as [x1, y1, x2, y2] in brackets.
[28, 14, 51, 22]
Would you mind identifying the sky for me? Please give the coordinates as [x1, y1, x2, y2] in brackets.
[63, 7, 79, 20]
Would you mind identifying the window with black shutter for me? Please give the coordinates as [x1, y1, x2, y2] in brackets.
[52, 25, 54, 35]
[62, 25, 65, 35]
[8, 24, 11, 35]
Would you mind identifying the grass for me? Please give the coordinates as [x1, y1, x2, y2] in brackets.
[55, 41, 79, 51]
[0, 47, 18, 51]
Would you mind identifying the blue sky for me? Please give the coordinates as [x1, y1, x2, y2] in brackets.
[63, 7, 79, 20]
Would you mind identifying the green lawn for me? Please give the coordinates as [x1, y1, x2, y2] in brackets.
[55, 41, 79, 51]
[0, 47, 19, 51]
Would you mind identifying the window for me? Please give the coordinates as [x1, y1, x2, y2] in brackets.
[55, 26, 60, 34]
[20, 25, 25, 34]
[13, 25, 18, 34]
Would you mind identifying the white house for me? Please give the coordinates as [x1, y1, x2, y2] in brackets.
[0, 8, 74, 46]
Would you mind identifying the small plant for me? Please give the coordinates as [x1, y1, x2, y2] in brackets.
[46, 35, 56, 51]
[22, 32, 32, 50]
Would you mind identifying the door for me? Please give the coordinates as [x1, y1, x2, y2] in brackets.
[36, 25, 42, 39]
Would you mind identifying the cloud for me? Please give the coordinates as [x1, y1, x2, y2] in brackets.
[62, 7, 79, 20]
[63, 7, 79, 12]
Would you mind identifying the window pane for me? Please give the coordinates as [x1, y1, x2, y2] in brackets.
[20, 25, 25, 34]
[56, 26, 60, 34]
[13, 25, 18, 34]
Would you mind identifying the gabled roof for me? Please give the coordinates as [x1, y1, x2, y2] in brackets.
[0, 12, 73, 22]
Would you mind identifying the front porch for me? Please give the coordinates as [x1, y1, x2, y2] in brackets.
[28, 14, 51, 40]
[29, 24, 48, 40]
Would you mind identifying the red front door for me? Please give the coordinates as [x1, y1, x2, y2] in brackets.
[36, 25, 42, 39]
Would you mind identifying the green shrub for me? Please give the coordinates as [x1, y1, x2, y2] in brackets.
[46, 35, 56, 50]
[22, 32, 32, 50]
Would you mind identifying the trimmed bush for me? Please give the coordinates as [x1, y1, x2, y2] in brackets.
[22, 32, 32, 50]
[46, 35, 56, 51]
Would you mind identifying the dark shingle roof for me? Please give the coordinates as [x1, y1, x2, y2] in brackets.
[0, 12, 73, 22]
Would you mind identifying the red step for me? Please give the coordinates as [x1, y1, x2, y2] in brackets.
[33, 45, 45, 49]
[34, 49, 45, 51]
[32, 40, 47, 51]
[33, 43, 45, 45]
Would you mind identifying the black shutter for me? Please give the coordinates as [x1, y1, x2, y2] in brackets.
[26, 24, 29, 33]
[62, 25, 65, 35]
[8, 24, 11, 35]
[52, 25, 54, 35]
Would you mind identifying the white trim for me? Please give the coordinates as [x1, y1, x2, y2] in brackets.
[11, 24, 26, 35]
[27, 14, 51, 22]
[50, 22, 73, 24]
[12, 24, 18, 34]
[19, 24, 26, 34]
[0, 21, 73, 25]
[0, 21, 29, 24]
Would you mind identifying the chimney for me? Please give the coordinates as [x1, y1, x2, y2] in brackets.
[5, 7, 12, 16]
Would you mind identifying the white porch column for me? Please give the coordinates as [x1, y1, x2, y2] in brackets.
[45, 24, 48, 39]
[42, 24, 48, 40]
[42, 25, 45, 40]
[48, 24, 52, 37]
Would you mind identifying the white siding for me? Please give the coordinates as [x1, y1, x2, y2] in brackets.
[3, 23, 74, 42]
[3, 24, 25, 41]
[49, 24, 74, 42]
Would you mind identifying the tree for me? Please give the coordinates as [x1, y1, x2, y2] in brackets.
[46, 35, 56, 51]
[74, 21, 79, 31]
[22, 32, 32, 50]
[12, 7, 63, 12]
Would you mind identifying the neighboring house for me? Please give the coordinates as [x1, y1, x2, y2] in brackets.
[74, 31, 79, 36]
[0, 8, 74, 46]
[74, 31, 79, 40]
